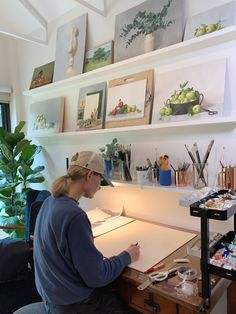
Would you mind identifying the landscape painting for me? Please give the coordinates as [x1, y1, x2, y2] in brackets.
[114, 0, 185, 62]
[84, 41, 114, 72]
[28, 97, 64, 135]
[184, 1, 236, 40]
[77, 82, 106, 130]
[152, 57, 226, 124]
[53, 14, 87, 82]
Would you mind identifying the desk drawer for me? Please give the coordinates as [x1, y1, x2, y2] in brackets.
[129, 285, 177, 314]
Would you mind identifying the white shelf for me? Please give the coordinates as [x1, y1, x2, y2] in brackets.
[30, 116, 236, 140]
[23, 26, 236, 98]
[112, 180, 194, 194]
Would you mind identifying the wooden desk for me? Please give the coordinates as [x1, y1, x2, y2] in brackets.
[115, 237, 234, 313]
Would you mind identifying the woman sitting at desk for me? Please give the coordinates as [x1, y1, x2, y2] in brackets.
[34, 151, 140, 314]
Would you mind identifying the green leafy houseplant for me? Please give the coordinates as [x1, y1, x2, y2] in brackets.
[0, 121, 45, 238]
[99, 138, 120, 161]
[120, 0, 174, 47]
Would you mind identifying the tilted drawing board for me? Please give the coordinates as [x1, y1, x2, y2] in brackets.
[94, 220, 196, 272]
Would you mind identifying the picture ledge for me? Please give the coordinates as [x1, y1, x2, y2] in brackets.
[28, 116, 236, 139]
[23, 25, 236, 98]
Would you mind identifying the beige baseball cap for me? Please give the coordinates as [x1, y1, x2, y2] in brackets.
[70, 151, 113, 187]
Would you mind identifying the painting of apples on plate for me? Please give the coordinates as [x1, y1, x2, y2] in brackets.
[105, 70, 153, 128]
[152, 57, 226, 124]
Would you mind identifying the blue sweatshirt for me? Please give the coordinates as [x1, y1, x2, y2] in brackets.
[33, 195, 131, 305]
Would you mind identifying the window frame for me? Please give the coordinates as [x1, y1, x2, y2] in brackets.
[0, 102, 11, 132]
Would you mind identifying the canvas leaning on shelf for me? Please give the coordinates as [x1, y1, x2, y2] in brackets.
[53, 14, 87, 82]
[184, 1, 236, 40]
[77, 82, 106, 130]
[152, 57, 226, 124]
[114, 0, 185, 62]
[28, 97, 64, 136]
[105, 70, 153, 129]
[84, 41, 114, 73]
[29, 61, 54, 89]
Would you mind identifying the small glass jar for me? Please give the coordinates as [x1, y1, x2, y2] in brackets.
[193, 163, 208, 189]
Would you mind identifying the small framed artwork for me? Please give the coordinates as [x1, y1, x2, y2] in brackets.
[184, 1, 236, 41]
[84, 41, 114, 73]
[105, 70, 153, 128]
[152, 57, 226, 124]
[28, 97, 64, 136]
[77, 82, 106, 130]
[29, 61, 54, 89]
[53, 14, 87, 82]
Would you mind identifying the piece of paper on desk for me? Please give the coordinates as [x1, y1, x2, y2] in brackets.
[87, 207, 134, 237]
[95, 220, 197, 273]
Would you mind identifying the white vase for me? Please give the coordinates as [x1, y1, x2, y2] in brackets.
[144, 33, 155, 53]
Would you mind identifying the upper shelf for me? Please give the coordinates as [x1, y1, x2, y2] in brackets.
[24, 26, 236, 98]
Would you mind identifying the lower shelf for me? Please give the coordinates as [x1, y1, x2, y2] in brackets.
[112, 180, 194, 194]
[209, 230, 236, 281]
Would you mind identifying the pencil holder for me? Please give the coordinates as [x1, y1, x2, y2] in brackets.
[136, 170, 149, 184]
[159, 169, 171, 186]
[218, 167, 236, 190]
[193, 163, 208, 189]
[175, 170, 187, 187]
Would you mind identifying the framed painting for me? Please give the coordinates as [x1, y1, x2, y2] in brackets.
[152, 57, 226, 124]
[53, 14, 87, 82]
[105, 70, 153, 129]
[28, 97, 64, 135]
[77, 82, 106, 130]
[84, 41, 114, 73]
[184, 1, 236, 41]
[29, 61, 54, 89]
[114, 0, 185, 62]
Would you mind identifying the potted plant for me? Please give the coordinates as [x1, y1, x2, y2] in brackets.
[0, 121, 45, 238]
[120, 0, 174, 52]
[99, 138, 120, 178]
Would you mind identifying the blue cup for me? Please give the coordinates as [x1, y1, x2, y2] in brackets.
[159, 169, 171, 186]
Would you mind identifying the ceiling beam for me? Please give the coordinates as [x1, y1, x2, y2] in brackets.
[75, 0, 107, 17]
[0, 0, 48, 45]
[0, 29, 47, 46]
[19, 0, 48, 29]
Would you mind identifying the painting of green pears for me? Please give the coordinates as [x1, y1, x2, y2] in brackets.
[194, 20, 223, 37]
[33, 113, 55, 130]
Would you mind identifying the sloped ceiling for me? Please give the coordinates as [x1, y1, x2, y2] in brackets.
[0, 0, 108, 44]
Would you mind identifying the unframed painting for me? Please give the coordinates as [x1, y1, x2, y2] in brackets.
[184, 1, 236, 40]
[53, 14, 87, 82]
[152, 57, 227, 124]
[114, 0, 185, 62]
[28, 97, 64, 135]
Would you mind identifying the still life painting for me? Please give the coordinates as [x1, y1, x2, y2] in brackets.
[114, 0, 184, 62]
[84, 41, 114, 72]
[29, 61, 54, 89]
[105, 70, 153, 128]
[184, 1, 236, 40]
[77, 82, 106, 130]
[28, 97, 64, 135]
[152, 57, 226, 124]
[53, 14, 87, 82]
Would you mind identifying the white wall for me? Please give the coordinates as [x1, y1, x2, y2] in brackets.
[1, 0, 236, 236]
